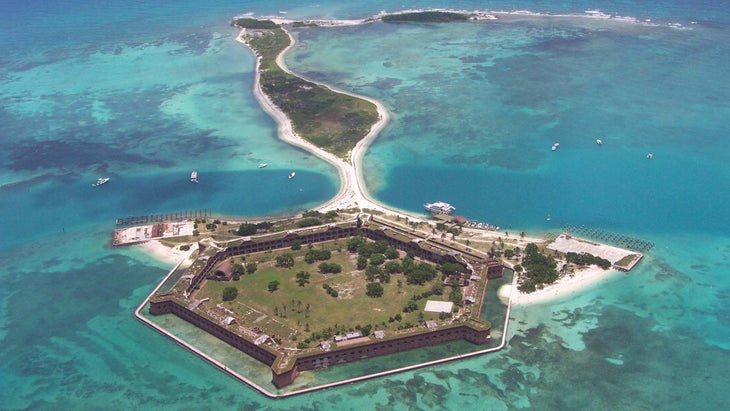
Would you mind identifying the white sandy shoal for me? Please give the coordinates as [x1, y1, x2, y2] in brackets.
[506, 265, 622, 305]
[139, 240, 197, 265]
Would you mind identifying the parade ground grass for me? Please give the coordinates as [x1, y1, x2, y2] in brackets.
[195, 244, 450, 345]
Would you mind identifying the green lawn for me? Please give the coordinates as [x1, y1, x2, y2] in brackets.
[196, 244, 450, 346]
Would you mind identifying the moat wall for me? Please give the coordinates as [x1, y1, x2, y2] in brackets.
[149, 300, 278, 366]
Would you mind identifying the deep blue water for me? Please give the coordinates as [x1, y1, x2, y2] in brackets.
[2, 1, 729, 409]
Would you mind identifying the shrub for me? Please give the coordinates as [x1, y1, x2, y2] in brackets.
[370, 254, 386, 266]
[322, 284, 338, 298]
[246, 262, 258, 274]
[318, 262, 342, 274]
[291, 239, 302, 250]
[296, 271, 311, 286]
[275, 254, 295, 268]
[366, 283, 384, 298]
[222, 287, 238, 301]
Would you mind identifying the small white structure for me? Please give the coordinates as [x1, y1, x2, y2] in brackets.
[221, 316, 236, 326]
[373, 330, 385, 339]
[254, 334, 273, 345]
[424, 300, 454, 313]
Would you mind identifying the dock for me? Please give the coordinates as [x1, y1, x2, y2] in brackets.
[115, 209, 211, 226]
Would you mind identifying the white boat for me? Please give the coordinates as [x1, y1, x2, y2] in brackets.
[552, 143, 560, 151]
[424, 201, 456, 215]
[596, 139, 603, 145]
[647, 153, 653, 159]
[92, 177, 110, 187]
[190, 170, 198, 183]
[288, 171, 296, 179]
[258, 163, 268, 168]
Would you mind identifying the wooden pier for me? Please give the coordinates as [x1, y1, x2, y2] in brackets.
[560, 224, 654, 252]
[115, 209, 212, 226]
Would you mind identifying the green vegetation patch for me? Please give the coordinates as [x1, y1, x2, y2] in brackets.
[232, 18, 279, 29]
[244, 26, 379, 159]
[565, 252, 612, 269]
[518, 243, 559, 293]
[382, 11, 471, 23]
[615, 254, 640, 267]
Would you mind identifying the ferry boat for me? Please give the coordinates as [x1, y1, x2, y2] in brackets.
[424, 201, 456, 215]
[92, 177, 110, 187]
[190, 170, 198, 183]
[288, 171, 296, 179]
[258, 163, 268, 168]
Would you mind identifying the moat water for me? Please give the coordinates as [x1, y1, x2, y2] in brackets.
[1, 1, 729, 409]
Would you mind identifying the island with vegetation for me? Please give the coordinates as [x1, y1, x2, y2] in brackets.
[232, 18, 380, 159]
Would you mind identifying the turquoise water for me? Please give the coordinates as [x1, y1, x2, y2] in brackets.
[2, 1, 729, 409]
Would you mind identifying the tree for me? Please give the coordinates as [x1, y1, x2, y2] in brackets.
[384, 261, 401, 274]
[318, 262, 342, 274]
[365, 264, 382, 282]
[268, 280, 280, 293]
[296, 271, 311, 286]
[347, 236, 366, 253]
[370, 254, 386, 266]
[222, 286, 238, 301]
[275, 253, 295, 268]
[366, 283, 384, 298]
[504, 249, 514, 259]
[246, 262, 258, 274]
[385, 247, 400, 260]
[431, 282, 444, 296]
[356, 255, 368, 270]
[232, 263, 244, 280]
[441, 262, 465, 276]
[291, 239, 302, 250]
[237, 223, 257, 236]
[448, 282, 463, 305]
[405, 262, 437, 285]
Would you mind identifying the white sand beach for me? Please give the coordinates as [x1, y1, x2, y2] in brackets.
[507, 265, 623, 305]
[140, 240, 197, 265]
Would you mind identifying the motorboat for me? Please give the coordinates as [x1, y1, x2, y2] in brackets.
[424, 201, 456, 215]
[92, 177, 110, 187]
[552, 143, 560, 151]
[258, 163, 268, 168]
[646, 153, 653, 159]
[596, 139, 603, 145]
[190, 170, 198, 183]
[288, 171, 296, 179]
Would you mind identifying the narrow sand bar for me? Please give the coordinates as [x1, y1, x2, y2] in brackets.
[235, 26, 395, 216]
